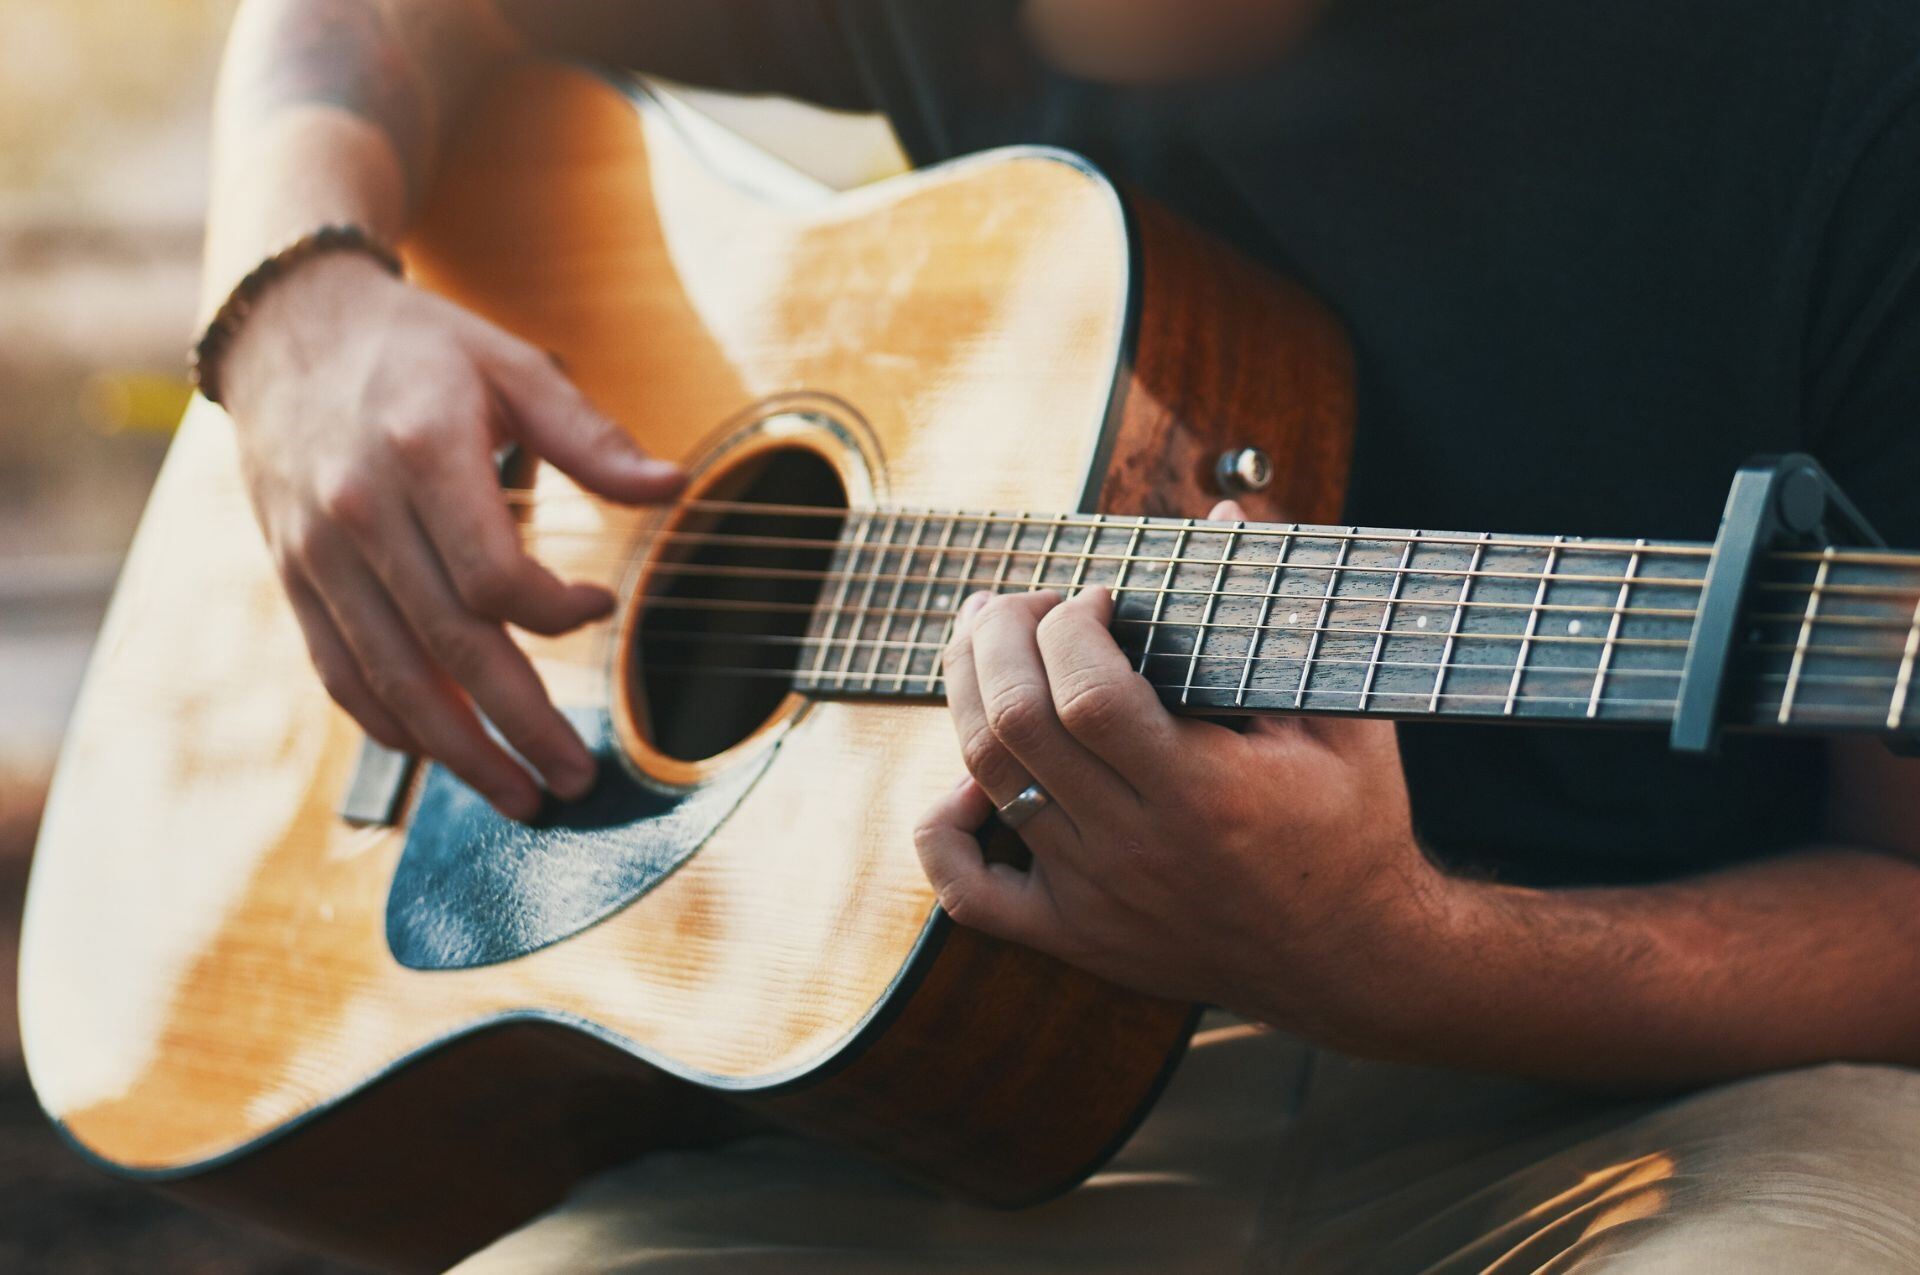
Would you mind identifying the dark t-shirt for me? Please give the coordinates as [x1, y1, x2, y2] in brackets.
[521, 0, 1920, 884]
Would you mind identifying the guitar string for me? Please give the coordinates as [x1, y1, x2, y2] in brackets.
[118, 651, 1898, 717]
[517, 524, 1725, 590]
[499, 560, 1920, 649]
[525, 624, 1902, 709]
[537, 553, 1710, 593]
[617, 604, 1899, 662]
[629, 627, 1908, 688]
[506, 526, 1920, 606]
[520, 529, 1920, 618]
[500, 492, 1920, 575]
[507, 492, 1728, 558]
[620, 592, 1900, 636]
[592, 661, 1906, 726]
[121, 662, 1886, 720]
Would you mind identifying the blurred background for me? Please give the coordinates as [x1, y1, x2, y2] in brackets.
[0, 2, 901, 1268]
[0, 1, 324, 1269]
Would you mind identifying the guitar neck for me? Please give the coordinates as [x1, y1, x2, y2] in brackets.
[794, 510, 1920, 739]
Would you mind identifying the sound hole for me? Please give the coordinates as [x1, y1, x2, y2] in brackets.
[631, 446, 847, 763]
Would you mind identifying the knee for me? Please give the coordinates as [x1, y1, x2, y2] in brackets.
[1559, 1064, 1920, 1272]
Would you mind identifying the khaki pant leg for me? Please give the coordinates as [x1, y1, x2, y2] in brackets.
[1512, 1064, 1920, 1274]
[1273, 1060, 1920, 1274]
[450, 1014, 1309, 1274]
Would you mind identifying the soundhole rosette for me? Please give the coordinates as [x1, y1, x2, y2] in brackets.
[610, 403, 879, 793]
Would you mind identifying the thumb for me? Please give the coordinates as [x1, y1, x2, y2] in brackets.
[489, 348, 684, 505]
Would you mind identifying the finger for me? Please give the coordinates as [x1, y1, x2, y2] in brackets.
[1205, 498, 1250, 523]
[484, 336, 684, 505]
[283, 569, 418, 753]
[969, 590, 1135, 811]
[1035, 586, 1193, 786]
[347, 502, 600, 803]
[398, 421, 616, 637]
[303, 524, 547, 821]
[914, 776, 1057, 949]
[944, 593, 1041, 805]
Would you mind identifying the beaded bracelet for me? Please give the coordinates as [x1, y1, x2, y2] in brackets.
[190, 224, 403, 407]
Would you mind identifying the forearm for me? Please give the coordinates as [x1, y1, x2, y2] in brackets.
[1353, 845, 1920, 1089]
[200, 0, 517, 317]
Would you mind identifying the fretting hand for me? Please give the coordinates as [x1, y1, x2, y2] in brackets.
[916, 501, 1465, 1044]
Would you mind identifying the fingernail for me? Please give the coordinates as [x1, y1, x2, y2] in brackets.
[961, 592, 991, 617]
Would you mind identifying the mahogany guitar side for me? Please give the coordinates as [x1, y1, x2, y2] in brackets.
[19, 64, 1352, 1271]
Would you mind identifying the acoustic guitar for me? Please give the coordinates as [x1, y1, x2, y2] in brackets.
[22, 62, 1920, 1272]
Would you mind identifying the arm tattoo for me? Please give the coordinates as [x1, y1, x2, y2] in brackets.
[241, 0, 434, 184]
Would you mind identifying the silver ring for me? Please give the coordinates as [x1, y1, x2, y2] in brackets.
[996, 783, 1052, 830]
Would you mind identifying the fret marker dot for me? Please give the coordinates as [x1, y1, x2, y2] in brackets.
[1567, 620, 1584, 636]
[1289, 612, 1301, 625]
[1416, 615, 1430, 629]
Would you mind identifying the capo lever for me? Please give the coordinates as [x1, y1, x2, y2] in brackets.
[1670, 454, 1886, 755]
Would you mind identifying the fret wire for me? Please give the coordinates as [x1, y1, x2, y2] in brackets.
[1360, 530, 1418, 712]
[1112, 517, 1150, 649]
[985, 516, 1022, 596]
[1297, 528, 1355, 708]
[1237, 525, 1295, 708]
[834, 511, 899, 690]
[1137, 520, 1195, 676]
[1183, 521, 1241, 705]
[1066, 515, 1102, 595]
[807, 511, 874, 687]
[1504, 535, 1563, 717]
[1431, 532, 1490, 714]
[932, 514, 998, 695]
[1026, 518, 1063, 592]
[1778, 547, 1832, 726]
[1889, 598, 1920, 731]
[863, 512, 929, 691]
[895, 512, 958, 692]
[1588, 538, 1646, 719]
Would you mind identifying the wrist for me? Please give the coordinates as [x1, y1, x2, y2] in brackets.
[196, 226, 403, 411]
[217, 250, 404, 417]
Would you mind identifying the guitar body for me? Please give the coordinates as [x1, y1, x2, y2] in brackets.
[20, 64, 1352, 1271]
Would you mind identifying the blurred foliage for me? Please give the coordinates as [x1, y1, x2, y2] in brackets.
[0, 0, 236, 200]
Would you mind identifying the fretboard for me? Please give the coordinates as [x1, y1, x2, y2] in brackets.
[790, 510, 1920, 738]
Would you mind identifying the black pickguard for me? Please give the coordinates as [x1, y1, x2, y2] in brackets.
[386, 708, 774, 970]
